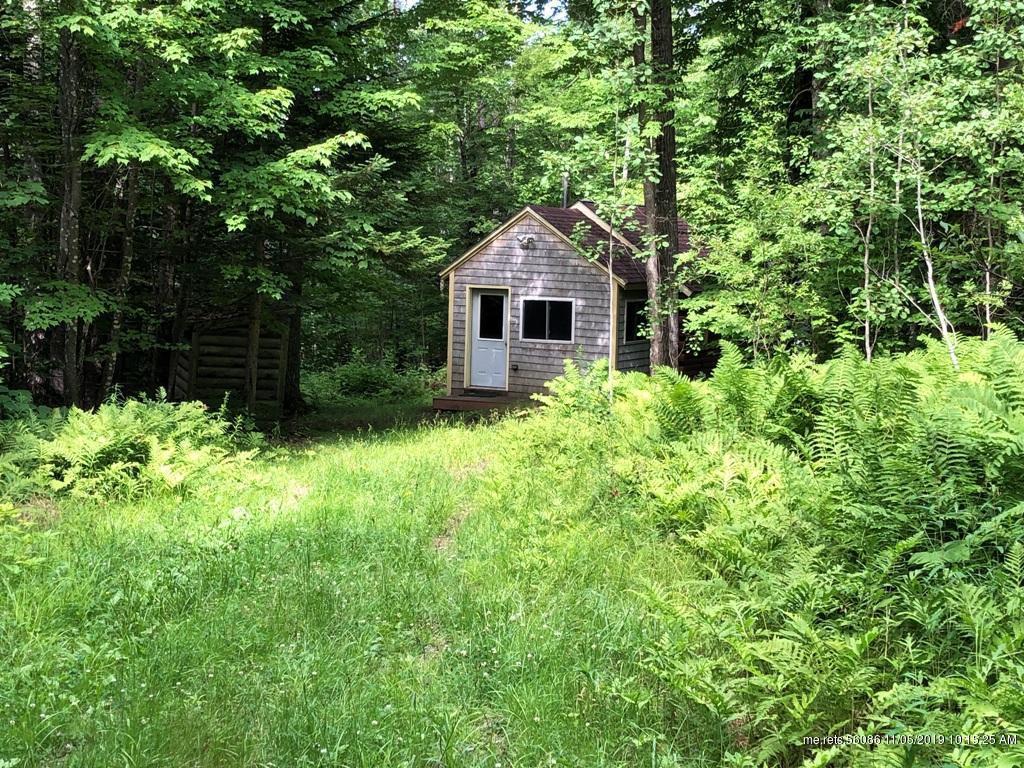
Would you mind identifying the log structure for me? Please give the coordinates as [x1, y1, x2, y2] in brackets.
[169, 317, 290, 415]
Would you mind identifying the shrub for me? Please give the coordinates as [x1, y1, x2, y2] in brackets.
[0, 395, 260, 502]
[525, 331, 1024, 766]
[0, 384, 45, 420]
[303, 354, 443, 405]
[533, 358, 617, 418]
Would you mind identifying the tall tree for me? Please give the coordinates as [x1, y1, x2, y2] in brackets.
[57, 3, 83, 405]
[633, 0, 680, 368]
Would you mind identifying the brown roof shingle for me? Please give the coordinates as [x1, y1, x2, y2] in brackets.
[527, 205, 648, 285]
[529, 202, 695, 286]
[575, 200, 693, 254]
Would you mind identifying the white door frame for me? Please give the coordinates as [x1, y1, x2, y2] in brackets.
[464, 285, 510, 390]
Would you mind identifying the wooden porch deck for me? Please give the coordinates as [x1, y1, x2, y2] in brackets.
[432, 392, 533, 412]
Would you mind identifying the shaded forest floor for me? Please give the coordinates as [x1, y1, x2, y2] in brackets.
[282, 397, 440, 439]
[2, 409, 695, 767]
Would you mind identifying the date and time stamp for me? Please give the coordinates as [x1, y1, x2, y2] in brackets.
[803, 733, 1020, 747]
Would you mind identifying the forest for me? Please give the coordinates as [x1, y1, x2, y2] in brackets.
[2, 0, 1024, 766]
[3, 0, 1021, 407]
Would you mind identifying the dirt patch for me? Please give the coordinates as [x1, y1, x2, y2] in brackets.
[420, 620, 449, 660]
[449, 458, 490, 482]
[434, 459, 489, 552]
[17, 496, 62, 528]
[726, 714, 752, 750]
[479, 713, 509, 758]
[433, 507, 471, 552]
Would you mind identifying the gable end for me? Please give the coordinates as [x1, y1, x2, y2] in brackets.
[440, 208, 627, 286]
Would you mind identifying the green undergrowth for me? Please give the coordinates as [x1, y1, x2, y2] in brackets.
[0, 396, 261, 503]
[294, 358, 446, 436]
[0, 413, 689, 766]
[2, 333, 1023, 767]
[516, 331, 1024, 767]
[302, 357, 444, 408]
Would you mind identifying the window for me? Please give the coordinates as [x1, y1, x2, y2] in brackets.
[522, 299, 573, 342]
[624, 299, 646, 342]
[478, 293, 505, 340]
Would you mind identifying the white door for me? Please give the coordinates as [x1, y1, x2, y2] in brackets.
[470, 290, 508, 389]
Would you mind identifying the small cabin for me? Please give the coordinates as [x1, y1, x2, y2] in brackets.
[434, 201, 701, 409]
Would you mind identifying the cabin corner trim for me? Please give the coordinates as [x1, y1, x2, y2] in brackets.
[446, 272, 455, 394]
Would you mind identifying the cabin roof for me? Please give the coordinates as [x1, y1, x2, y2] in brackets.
[525, 205, 647, 285]
[573, 200, 693, 255]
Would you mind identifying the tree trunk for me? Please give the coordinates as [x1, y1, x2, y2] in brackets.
[244, 238, 266, 413]
[245, 290, 263, 413]
[58, 20, 83, 406]
[981, 50, 1006, 340]
[862, 84, 876, 362]
[622, 132, 630, 182]
[22, 0, 44, 235]
[100, 164, 139, 398]
[633, 8, 662, 367]
[983, 257, 992, 337]
[166, 197, 189, 394]
[636, 0, 680, 369]
[282, 249, 306, 417]
[915, 173, 958, 369]
[862, 225, 873, 362]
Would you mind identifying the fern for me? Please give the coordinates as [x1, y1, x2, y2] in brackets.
[646, 336, 1024, 762]
[0, 395, 259, 502]
[1006, 541, 1024, 589]
[516, 335, 1024, 764]
[651, 367, 706, 440]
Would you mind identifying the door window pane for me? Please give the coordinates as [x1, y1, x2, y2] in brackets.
[478, 293, 504, 339]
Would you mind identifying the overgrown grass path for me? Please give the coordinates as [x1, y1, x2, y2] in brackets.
[2, 419, 682, 767]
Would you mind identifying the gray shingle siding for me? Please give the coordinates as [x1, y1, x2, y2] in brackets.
[616, 288, 651, 373]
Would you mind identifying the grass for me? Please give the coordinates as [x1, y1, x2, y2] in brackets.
[9, 340, 1024, 767]
[0, 408, 695, 767]
[284, 396, 438, 439]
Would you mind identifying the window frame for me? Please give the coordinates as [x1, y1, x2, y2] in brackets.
[519, 296, 576, 344]
[623, 298, 647, 344]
